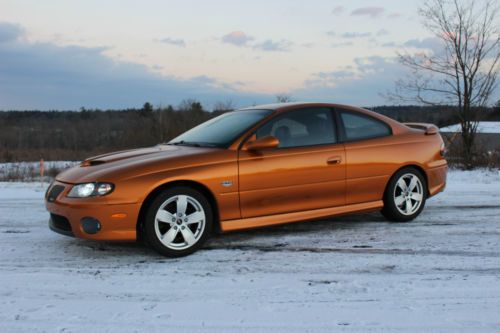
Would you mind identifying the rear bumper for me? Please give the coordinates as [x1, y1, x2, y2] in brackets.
[45, 181, 140, 241]
[426, 161, 448, 197]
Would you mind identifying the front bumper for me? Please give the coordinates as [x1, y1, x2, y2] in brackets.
[45, 181, 141, 241]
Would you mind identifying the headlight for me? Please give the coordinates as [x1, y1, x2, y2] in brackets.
[67, 182, 114, 198]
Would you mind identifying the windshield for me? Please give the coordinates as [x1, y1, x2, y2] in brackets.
[168, 109, 273, 148]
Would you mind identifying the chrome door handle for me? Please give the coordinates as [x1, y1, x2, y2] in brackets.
[327, 156, 342, 165]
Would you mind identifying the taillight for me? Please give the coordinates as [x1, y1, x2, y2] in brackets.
[440, 142, 446, 157]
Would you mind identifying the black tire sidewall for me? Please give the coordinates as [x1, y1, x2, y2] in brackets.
[144, 186, 213, 257]
[382, 167, 427, 222]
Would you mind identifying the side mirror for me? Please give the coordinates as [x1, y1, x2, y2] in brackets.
[246, 135, 280, 151]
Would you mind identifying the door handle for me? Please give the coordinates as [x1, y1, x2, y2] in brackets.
[327, 156, 342, 165]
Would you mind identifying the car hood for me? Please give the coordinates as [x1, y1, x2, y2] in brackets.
[56, 145, 224, 184]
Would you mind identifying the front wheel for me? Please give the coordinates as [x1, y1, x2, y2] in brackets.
[382, 168, 427, 222]
[144, 186, 213, 257]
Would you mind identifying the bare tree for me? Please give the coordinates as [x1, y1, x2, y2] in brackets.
[213, 99, 235, 112]
[391, 0, 500, 169]
[178, 99, 203, 112]
[275, 94, 294, 103]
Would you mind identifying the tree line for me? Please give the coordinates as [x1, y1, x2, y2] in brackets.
[0, 100, 227, 162]
[0, 100, 498, 162]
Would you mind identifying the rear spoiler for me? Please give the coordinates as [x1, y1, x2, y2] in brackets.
[403, 122, 439, 135]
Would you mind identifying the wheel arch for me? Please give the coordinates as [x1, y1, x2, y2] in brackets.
[136, 180, 220, 242]
[384, 164, 429, 197]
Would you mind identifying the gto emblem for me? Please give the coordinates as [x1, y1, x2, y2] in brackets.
[221, 181, 233, 187]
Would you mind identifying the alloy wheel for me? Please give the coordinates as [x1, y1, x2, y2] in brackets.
[393, 173, 424, 216]
[154, 195, 206, 250]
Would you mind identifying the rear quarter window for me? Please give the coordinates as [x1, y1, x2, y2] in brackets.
[339, 111, 392, 141]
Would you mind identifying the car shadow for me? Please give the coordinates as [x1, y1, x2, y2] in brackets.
[64, 211, 388, 259]
[213, 211, 386, 240]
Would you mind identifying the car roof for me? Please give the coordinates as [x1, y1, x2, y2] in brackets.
[239, 102, 367, 113]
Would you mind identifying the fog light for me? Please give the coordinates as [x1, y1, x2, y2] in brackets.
[81, 217, 101, 234]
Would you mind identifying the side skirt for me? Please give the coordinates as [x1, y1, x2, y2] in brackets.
[220, 200, 383, 232]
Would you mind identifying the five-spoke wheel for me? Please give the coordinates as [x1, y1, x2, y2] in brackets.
[393, 173, 424, 216]
[382, 167, 427, 222]
[144, 187, 213, 257]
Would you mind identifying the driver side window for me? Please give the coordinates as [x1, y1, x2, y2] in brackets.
[256, 108, 336, 148]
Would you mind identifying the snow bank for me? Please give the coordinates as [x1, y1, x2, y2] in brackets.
[440, 121, 500, 133]
[0, 161, 78, 181]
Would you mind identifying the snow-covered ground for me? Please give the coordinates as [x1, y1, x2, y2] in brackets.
[0, 161, 78, 181]
[1, 169, 500, 332]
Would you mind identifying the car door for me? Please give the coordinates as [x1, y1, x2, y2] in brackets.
[336, 108, 394, 205]
[238, 107, 346, 218]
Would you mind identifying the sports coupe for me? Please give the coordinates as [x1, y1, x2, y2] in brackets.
[46, 103, 447, 257]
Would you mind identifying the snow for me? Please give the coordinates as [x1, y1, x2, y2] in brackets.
[440, 121, 500, 134]
[1, 169, 500, 332]
[0, 161, 78, 181]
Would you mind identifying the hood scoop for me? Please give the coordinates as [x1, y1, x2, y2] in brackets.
[79, 147, 169, 167]
[80, 160, 106, 167]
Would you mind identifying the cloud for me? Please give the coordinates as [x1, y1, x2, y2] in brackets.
[388, 12, 403, 19]
[292, 56, 409, 106]
[354, 56, 391, 74]
[381, 42, 398, 48]
[328, 31, 372, 40]
[403, 37, 442, 53]
[351, 6, 385, 18]
[253, 39, 292, 52]
[379, 38, 442, 52]
[0, 22, 24, 42]
[376, 29, 390, 36]
[331, 41, 353, 48]
[310, 56, 391, 85]
[341, 32, 371, 39]
[157, 37, 185, 47]
[332, 6, 344, 15]
[221, 31, 291, 52]
[0, 22, 271, 109]
[221, 31, 254, 46]
[295, 54, 498, 106]
[314, 70, 357, 80]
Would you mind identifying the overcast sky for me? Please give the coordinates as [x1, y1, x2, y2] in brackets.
[0, 0, 496, 110]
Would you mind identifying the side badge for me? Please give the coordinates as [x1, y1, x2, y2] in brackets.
[221, 180, 233, 188]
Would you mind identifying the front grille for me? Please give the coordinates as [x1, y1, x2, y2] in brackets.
[47, 185, 65, 202]
[49, 213, 74, 237]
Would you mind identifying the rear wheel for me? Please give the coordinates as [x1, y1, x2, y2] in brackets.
[382, 168, 427, 222]
[144, 186, 213, 257]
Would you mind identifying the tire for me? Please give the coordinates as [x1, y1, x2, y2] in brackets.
[381, 167, 427, 222]
[144, 186, 213, 257]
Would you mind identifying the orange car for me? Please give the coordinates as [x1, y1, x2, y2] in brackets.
[46, 103, 447, 257]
